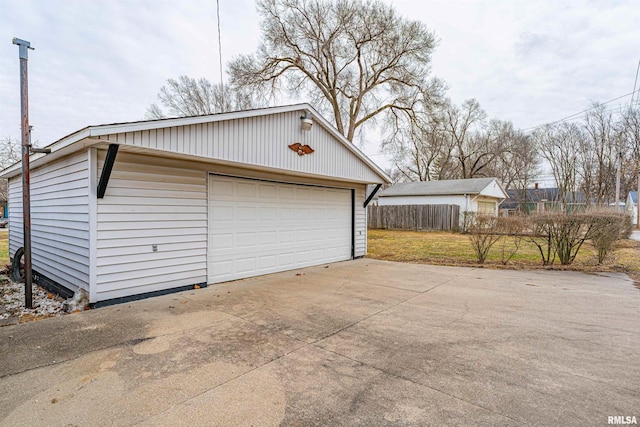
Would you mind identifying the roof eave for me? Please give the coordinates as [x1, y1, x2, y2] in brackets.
[0, 128, 93, 178]
[0, 103, 391, 183]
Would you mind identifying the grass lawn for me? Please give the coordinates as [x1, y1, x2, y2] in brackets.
[0, 229, 8, 266]
[367, 229, 640, 278]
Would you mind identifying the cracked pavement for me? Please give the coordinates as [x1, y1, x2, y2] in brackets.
[1, 259, 639, 426]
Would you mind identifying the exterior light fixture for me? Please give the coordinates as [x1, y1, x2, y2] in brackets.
[300, 111, 313, 131]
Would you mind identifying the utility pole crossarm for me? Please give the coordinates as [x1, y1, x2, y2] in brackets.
[12, 38, 34, 59]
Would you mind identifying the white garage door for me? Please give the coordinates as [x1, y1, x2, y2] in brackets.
[208, 175, 352, 284]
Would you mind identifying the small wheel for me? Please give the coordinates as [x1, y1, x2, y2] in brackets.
[12, 247, 25, 282]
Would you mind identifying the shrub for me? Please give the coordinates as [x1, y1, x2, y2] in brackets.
[467, 213, 501, 264]
[548, 213, 596, 265]
[620, 214, 633, 240]
[589, 211, 628, 264]
[495, 215, 527, 265]
[524, 214, 556, 266]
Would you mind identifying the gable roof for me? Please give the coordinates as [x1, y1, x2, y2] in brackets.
[501, 188, 587, 210]
[379, 177, 504, 198]
[629, 191, 638, 204]
[1, 103, 391, 183]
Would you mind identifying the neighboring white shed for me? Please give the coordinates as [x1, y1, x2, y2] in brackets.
[2, 104, 390, 306]
[626, 191, 638, 225]
[377, 177, 508, 223]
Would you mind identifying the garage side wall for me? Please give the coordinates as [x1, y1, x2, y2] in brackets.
[94, 150, 208, 302]
[354, 185, 367, 257]
[8, 152, 90, 292]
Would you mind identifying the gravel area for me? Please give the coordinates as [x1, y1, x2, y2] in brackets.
[0, 276, 66, 324]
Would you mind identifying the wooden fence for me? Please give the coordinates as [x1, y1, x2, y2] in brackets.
[367, 204, 460, 231]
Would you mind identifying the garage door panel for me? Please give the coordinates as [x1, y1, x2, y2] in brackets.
[212, 233, 233, 250]
[258, 184, 277, 198]
[208, 175, 352, 283]
[237, 182, 257, 197]
[258, 231, 278, 245]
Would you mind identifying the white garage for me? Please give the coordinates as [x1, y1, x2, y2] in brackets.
[2, 104, 390, 306]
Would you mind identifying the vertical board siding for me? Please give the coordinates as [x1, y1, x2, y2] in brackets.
[354, 185, 367, 257]
[95, 151, 207, 301]
[8, 152, 90, 291]
[99, 111, 382, 184]
[367, 205, 460, 232]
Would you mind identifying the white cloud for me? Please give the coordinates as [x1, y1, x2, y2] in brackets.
[1, 0, 639, 169]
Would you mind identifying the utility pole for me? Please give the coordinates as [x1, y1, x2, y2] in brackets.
[615, 150, 621, 211]
[12, 37, 34, 308]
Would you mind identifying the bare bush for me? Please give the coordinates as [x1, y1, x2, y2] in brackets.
[467, 214, 501, 264]
[620, 214, 633, 240]
[589, 211, 628, 264]
[524, 214, 556, 266]
[550, 213, 594, 265]
[526, 212, 600, 266]
[495, 216, 527, 265]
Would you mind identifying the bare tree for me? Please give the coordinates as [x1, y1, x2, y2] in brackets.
[0, 137, 21, 170]
[440, 100, 517, 180]
[493, 131, 540, 191]
[618, 105, 640, 198]
[0, 137, 22, 203]
[384, 98, 536, 185]
[580, 103, 617, 205]
[534, 123, 583, 209]
[146, 76, 258, 119]
[229, 0, 443, 141]
[440, 99, 486, 178]
[382, 106, 450, 181]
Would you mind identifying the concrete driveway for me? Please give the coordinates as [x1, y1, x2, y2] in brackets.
[1, 259, 639, 426]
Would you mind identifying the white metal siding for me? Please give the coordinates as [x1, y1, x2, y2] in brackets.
[95, 151, 208, 302]
[481, 181, 508, 199]
[8, 152, 90, 292]
[354, 185, 367, 257]
[378, 195, 469, 209]
[97, 111, 381, 183]
[208, 175, 352, 283]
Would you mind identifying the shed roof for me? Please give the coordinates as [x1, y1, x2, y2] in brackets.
[1, 103, 390, 184]
[379, 177, 503, 197]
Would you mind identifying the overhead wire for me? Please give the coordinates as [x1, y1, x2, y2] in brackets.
[216, 0, 224, 88]
[631, 59, 640, 105]
[521, 88, 640, 134]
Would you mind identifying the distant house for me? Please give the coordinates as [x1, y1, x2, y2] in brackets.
[626, 191, 638, 225]
[501, 186, 587, 214]
[377, 177, 508, 224]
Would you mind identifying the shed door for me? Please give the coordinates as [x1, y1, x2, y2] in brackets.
[208, 175, 352, 284]
[477, 201, 496, 214]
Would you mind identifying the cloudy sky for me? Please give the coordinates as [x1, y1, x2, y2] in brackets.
[1, 0, 639, 169]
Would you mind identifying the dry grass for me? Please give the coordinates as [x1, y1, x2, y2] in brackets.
[0, 229, 8, 266]
[367, 229, 640, 275]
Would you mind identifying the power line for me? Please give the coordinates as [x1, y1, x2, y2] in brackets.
[521, 88, 640, 134]
[631, 59, 640, 105]
[216, 0, 224, 87]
